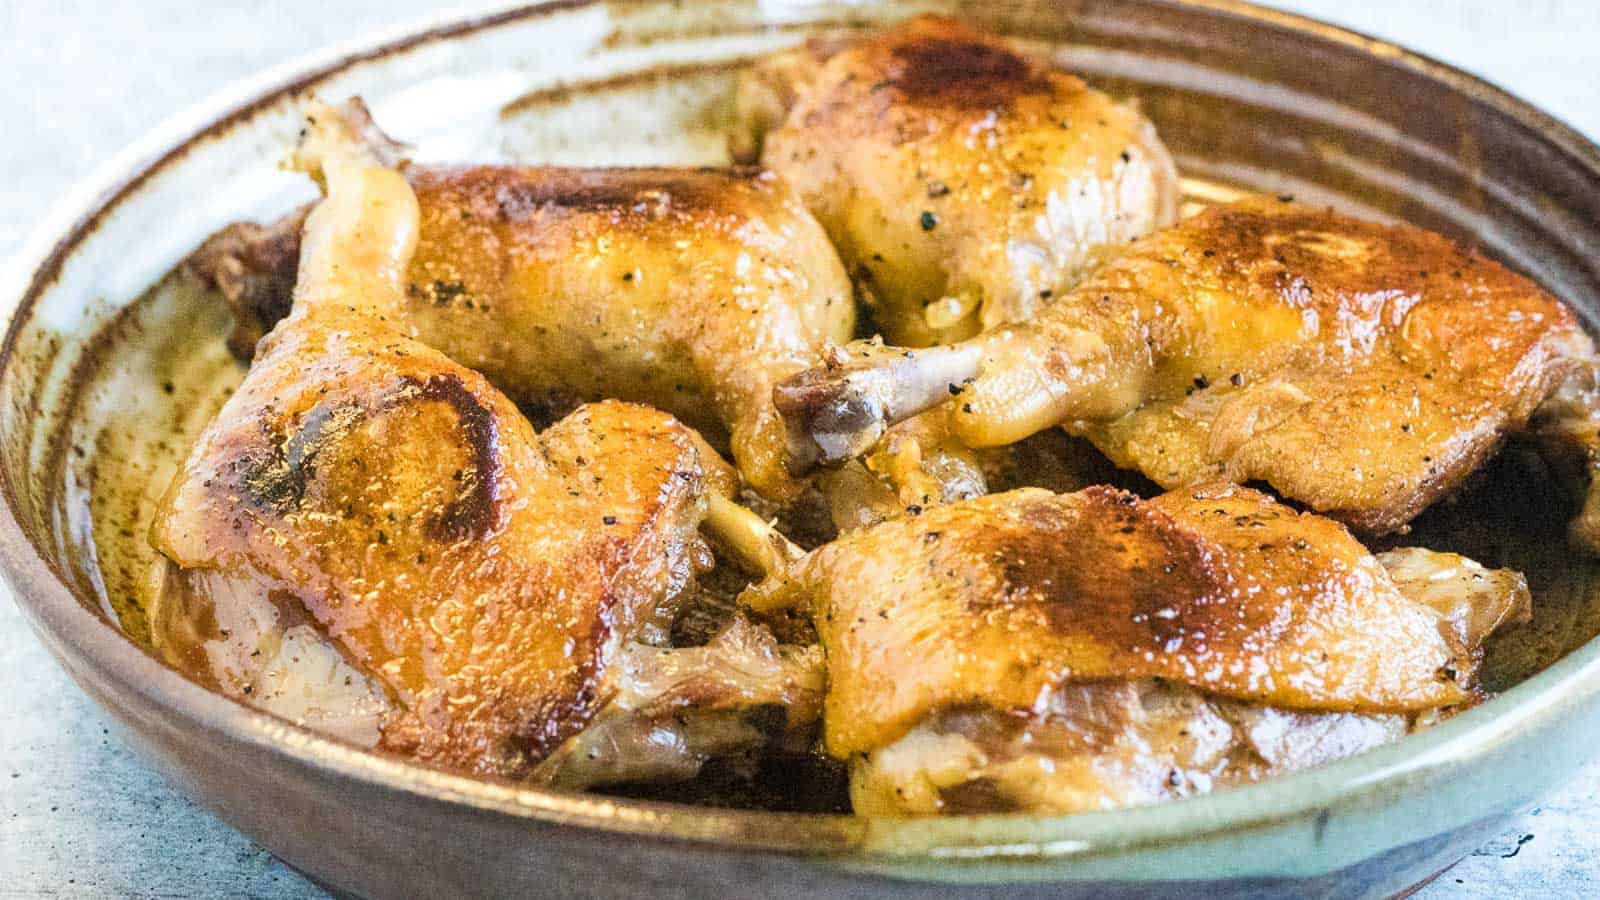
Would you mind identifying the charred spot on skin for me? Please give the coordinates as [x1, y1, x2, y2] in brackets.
[235, 421, 304, 514]
[321, 374, 499, 544]
[978, 488, 1227, 655]
[883, 37, 1051, 105]
[403, 374, 504, 543]
[284, 401, 367, 480]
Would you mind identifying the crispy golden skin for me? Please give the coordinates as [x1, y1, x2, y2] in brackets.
[193, 165, 853, 501]
[737, 15, 1178, 346]
[156, 141, 739, 776]
[779, 198, 1591, 535]
[748, 484, 1473, 760]
[847, 543, 1528, 816]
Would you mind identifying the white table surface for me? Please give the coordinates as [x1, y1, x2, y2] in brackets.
[2, 1, 1598, 896]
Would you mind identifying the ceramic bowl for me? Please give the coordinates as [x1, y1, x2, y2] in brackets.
[5, 1, 1600, 897]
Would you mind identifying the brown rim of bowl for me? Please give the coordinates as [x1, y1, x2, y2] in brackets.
[4, 0, 1600, 863]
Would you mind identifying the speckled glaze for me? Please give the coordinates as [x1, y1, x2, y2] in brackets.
[4, 1, 1600, 897]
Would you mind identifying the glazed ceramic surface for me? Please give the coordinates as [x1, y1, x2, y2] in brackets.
[5, 1, 1600, 897]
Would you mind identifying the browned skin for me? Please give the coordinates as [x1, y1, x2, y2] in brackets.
[778, 198, 1592, 535]
[737, 15, 1179, 346]
[746, 483, 1474, 760]
[849, 542, 1529, 815]
[156, 138, 741, 776]
[190, 165, 852, 501]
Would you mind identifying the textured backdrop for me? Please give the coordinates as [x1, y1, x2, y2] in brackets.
[2, 1, 1598, 896]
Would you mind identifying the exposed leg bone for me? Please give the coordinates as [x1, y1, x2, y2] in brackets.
[774, 339, 980, 473]
[291, 97, 408, 186]
[287, 99, 418, 319]
[702, 492, 803, 579]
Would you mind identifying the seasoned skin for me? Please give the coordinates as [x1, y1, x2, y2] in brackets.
[737, 15, 1179, 346]
[746, 484, 1474, 760]
[846, 541, 1529, 816]
[155, 114, 755, 777]
[157, 271, 732, 775]
[157, 374, 722, 773]
[778, 198, 1592, 535]
[1064, 201, 1590, 533]
[744, 483, 1528, 814]
[191, 164, 853, 501]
